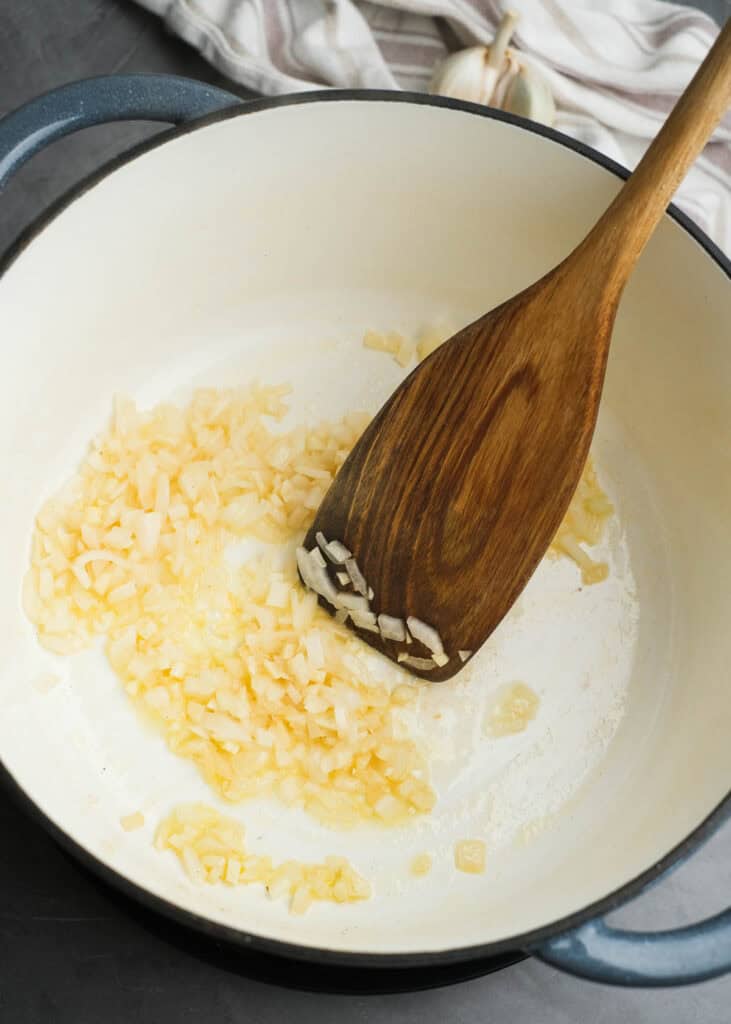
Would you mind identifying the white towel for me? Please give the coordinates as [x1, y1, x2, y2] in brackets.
[134, 0, 730, 254]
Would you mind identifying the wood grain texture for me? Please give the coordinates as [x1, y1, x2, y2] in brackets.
[306, 18, 731, 681]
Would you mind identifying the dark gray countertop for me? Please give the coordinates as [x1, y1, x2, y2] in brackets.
[1, 2, 729, 1020]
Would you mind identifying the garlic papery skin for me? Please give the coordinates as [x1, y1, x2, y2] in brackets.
[430, 10, 555, 127]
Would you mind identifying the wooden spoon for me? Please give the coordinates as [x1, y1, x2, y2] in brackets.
[302, 21, 731, 681]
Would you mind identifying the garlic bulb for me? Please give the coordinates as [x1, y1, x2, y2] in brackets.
[430, 11, 555, 127]
[502, 62, 556, 125]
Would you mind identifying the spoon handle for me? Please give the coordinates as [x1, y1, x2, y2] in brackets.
[577, 18, 731, 295]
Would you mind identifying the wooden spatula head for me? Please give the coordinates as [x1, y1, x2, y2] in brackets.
[304, 261, 616, 680]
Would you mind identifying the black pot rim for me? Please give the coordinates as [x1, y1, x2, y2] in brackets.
[1, 85, 729, 971]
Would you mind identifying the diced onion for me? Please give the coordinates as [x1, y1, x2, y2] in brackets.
[325, 539, 352, 564]
[362, 330, 396, 353]
[309, 547, 327, 569]
[398, 654, 435, 671]
[410, 853, 432, 877]
[137, 512, 162, 556]
[157, 804, 370, 914]
[296, 547, 339, 606]
[345, 558, 368, 597]
[337, 592, 370, 612]
[25, 366, 610, 908]
[351, 611, 379, 632]
[378, 614, 406, 642]
[454, 839, 486, 874]
[406, 616, 444, 656]
[72, 549, 129, 589]
[120, 811, 145, 832]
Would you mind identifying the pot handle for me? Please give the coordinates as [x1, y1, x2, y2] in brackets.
[0, 74, 240, 190]
[534, 907, 731, 987]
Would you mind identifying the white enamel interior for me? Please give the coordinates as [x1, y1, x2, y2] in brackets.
[0, 99, 728, 957]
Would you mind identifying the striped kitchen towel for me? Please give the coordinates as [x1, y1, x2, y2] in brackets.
[133, 0, 730, 253]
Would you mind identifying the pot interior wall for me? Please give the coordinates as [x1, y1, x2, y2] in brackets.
[0, 100, 728, 956]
